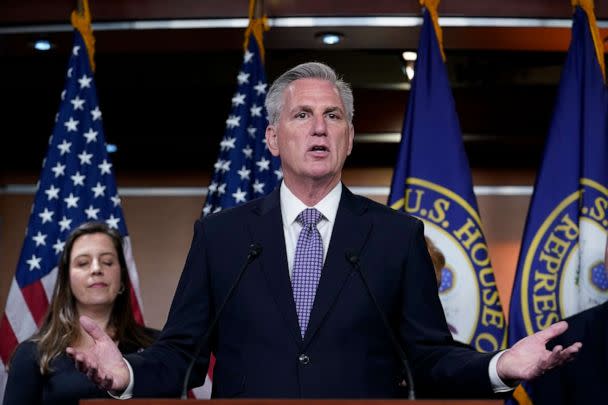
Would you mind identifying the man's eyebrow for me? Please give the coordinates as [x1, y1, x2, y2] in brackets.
[290, 105, 313, 113]
[288, 105, 344, 114]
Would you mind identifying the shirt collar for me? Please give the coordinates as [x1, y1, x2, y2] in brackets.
[280, 181, 342, 226]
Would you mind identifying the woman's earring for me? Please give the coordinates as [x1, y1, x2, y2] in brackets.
[118, 283, 125, 294]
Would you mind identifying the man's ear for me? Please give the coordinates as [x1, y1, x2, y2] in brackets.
[266, 125, 280, 157]
[346, 124, 355, 156]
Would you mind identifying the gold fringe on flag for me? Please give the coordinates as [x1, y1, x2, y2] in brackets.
[70, 0, 96, 72]
[572, 0, 606, 82]
[244, 0, 270, 63]
[419, 0, 446, 62]
[512, 384, 534, 405]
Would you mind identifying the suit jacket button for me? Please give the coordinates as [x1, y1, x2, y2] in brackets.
[298, 354, 310, 365]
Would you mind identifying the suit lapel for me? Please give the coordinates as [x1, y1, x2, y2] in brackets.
[248, 188, 302, 346]
[303, 186, 372, 348]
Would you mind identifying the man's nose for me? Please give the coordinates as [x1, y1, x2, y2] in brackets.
[312, 114, 327, 136]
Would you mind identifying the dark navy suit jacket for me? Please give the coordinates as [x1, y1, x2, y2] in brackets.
[127, 185, 496, 398]
[529, 301, 608, 405]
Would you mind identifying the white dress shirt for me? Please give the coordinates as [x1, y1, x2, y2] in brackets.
[280, 181, 342, 278]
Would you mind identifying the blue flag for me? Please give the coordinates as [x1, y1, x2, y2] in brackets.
[508, 7, 608, 402]
[0, 27, 144, 396]
[388, 8, 506, 352]
[202, 33, 281, 216]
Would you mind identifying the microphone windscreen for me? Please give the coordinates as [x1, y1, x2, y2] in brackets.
[249, 242, 263, 257]
[344, 249, 358, 265]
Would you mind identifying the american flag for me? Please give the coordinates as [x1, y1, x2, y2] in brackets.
[0, 25, 144, 397]
[192, 27, 281, 399]
[201, 32, 281, 217]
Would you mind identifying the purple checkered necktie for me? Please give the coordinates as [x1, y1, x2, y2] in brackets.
[292, 208, 324, 338]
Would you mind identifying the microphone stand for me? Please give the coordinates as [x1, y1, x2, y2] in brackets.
[180, 243, 262, 399]
[345, 249, 416, 400]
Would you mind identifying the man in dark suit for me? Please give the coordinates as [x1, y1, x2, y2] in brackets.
[68, 62, 581, 399]
[528, 253, 608, 405]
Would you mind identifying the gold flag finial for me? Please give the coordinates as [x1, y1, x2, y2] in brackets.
[70, 0, 96, 72]
[419, 0, 445, 62]
[244, 0, 269, 63]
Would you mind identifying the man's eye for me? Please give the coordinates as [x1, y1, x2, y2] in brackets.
[296, 112, 307, 119]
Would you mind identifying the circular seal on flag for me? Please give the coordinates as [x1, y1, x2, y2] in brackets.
[520, 178, 608, 336]
[391, 178, 506, 352]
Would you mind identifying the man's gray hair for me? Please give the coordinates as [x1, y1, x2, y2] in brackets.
[265, 62, 354, 125]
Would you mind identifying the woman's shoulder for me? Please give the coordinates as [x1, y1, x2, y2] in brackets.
[11, 340, 39, 360]
[7, 340, 40, 374]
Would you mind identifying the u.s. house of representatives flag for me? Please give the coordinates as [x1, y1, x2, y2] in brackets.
[192, 15, 281, 399]
[0, 7, 144, 397]
[388, 2, 506, 352]
[508, 2, 608, 355]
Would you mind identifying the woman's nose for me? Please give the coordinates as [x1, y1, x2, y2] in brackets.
[90, 259, 102, 275]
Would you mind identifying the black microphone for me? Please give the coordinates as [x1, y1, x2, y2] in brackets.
[345, 249, 416, 400]
[180, 242, 263, 399]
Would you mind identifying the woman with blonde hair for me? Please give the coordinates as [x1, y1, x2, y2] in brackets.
[4, 222, 158, 405]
